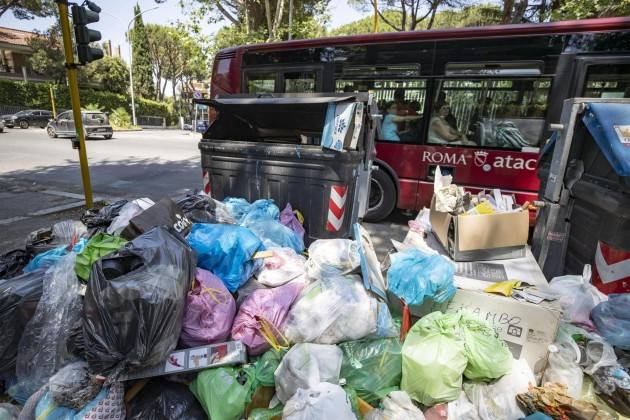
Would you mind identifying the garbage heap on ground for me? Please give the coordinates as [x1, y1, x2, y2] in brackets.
[0, 187, 628, 420]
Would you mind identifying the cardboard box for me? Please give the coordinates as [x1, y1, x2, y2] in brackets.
[429, 196, 529, 261]
[416, 288, 561, 377]
[119, 340, 247, 381]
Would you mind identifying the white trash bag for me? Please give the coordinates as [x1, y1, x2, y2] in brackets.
[258, 247, 307, 287]
[284, 275, 394, 345]
[305, 239, 359, 280]
[463, 359, 535, 420]
[282, 382, 356, 420]
[274, 343, 343, 404]
[365, 391, 425, 420]
[542, 325, 584, 399]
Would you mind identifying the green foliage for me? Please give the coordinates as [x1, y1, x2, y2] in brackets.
[131, 3, 155, 98]
[109, 107, 132, 129]
[82, 56, 129, 95]
[552, 0, 630, 20]
[27, 23, 66, 84]
[0, 80, 172, 120]
[0, 0, 56, 20]
[82, 103, 101, 111]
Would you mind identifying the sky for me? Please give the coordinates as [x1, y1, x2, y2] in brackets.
[0, 0, 366, 62]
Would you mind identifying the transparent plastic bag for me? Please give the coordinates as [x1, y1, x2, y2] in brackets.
[0, 403, 20, 420]
[542, 324, 584, 398]
[284, 275, 395, 345]
[305, 239, 360, 280]
[282, 382, 356, 420]
[463, 359, 535, 420]
[83, 227, 195, 377]
[584, 339, 618, 375]
[106, 198, 155, 235]
[339, 338, 402, 404]
[257, 248, 307, 287]
[592, 294, 630, 350]
[34, 382, 125, 420]
[365, 391, 425, 420]
[275, 343, 343, 404]
[446, 391, 479, 420]
[387, 249, 455, 306]
[14, 253, 82, 399]
[243, 218, 304, 252]
[48, 361, 102, 410]
[187, 223, 263, 293]
[549, 265, 607, 329]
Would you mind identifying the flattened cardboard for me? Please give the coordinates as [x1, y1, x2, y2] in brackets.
[429, 195, 529, 261]
[416, 288, 561, 377]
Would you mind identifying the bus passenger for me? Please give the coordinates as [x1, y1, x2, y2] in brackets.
[428, 103, 471, 144]
[381, 102, 421, 141]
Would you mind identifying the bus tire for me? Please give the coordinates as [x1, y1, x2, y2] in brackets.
[365, 169, 396, 223]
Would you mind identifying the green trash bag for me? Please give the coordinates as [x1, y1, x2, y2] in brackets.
[248, 405, 284, 420]
[252, 349, 286, 388]
[190, 367, 255, 420]
[459, 312, 513, 381]
[74, 233, 128, 280]
[401, 311, 467, 406]
[340, 337, 402, 404]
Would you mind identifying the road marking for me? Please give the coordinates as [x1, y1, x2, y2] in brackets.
[28, 201, 87, 216]
[0, 216, 29, 225]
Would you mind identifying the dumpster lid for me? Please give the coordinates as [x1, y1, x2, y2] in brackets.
[582, 102, 630, 176]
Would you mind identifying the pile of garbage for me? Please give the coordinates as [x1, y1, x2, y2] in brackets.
[0, 189, 628, 420]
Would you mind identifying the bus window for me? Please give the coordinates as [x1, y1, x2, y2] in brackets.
[428, 78, 551, 149]
[245, 72, 277, 93]
[335, 79, 426, 143]
[284, 71, 316, 92]
[583, 63, 630, 98]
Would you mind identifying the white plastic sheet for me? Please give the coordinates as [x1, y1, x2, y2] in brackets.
[282, 382, 356, 420]
[257, 247, 306, 287]
[305, 239, 359, 280]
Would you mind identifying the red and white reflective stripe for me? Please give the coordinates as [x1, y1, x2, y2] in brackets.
[326, 185, 347, 232]
[202, 170, 211, 195]
[592, 240, 630, 294]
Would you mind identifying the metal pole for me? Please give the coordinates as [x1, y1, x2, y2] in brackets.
[128, 28, 137, 126]
[288, 0, 293, 40]
[56, 0, 93, 208]
[49, 84, 56, 117]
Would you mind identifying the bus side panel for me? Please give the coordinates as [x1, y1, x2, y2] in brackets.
[399, 179, 420, 210]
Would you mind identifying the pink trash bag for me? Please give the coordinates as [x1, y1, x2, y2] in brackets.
[180, 268, 236, 348]
[280, 204, 305, 243]
[231, 281, 303, 355]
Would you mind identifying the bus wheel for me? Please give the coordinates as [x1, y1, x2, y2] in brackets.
[365, 169, 396, 223]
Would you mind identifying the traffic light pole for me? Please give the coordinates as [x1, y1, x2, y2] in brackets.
[56, 0, 94, 208]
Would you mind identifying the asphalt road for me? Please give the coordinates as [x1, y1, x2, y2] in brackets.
[0, 127, 409, 254]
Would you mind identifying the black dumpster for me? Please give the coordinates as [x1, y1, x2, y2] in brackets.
[196, 93, 377, 243]
[533, 98, 630, 293]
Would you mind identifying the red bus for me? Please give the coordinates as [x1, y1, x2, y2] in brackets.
[209, 17, 630, 221]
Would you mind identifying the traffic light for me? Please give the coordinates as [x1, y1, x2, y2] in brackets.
[71, 1, 104, 65]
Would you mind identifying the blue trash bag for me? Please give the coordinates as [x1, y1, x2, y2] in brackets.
[243, 219, 304, 253]
[23, 239, 87, 273]
[223, 198, 280, 225]
[187, 223, 264, 293]
[591, 294, 630, 350]
[387, 249, 455, 306]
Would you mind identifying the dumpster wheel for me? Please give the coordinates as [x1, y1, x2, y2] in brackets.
[365, 169, 396, 222]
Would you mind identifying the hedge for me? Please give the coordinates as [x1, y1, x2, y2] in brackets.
[0, 79, 173, 120]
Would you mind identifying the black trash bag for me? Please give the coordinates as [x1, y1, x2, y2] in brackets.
[175, 192, 218, 223]
[0, 249, 29, 279]
[127, 378, 207, 419]
[66, 319, 87, 360]
[81, 200, 129, 236]
[25, 221, 87, 256]
[121, 197, 192, 240]
[82, 226, 196, 377]
[0, 269, 45, 375]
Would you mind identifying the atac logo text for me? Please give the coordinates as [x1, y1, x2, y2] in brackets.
[421, 150, 536, 171]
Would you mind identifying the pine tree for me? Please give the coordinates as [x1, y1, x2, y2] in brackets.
[131, 3, 155, 99]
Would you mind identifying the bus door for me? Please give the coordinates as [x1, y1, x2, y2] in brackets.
[243, 66, 324, 94]
[416, 62, 552, 210]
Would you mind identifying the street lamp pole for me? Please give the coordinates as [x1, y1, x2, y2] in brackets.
[126, 7, 158, 126]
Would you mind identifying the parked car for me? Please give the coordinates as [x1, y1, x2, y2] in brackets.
[1, 109, 53, 129]
[0, 120, 4, 133]
[47, 110, 113, 139]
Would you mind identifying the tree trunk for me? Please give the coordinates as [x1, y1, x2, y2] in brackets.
[172, 78, 177, 115]
[264, 0, 273, 39]
[502, 0, 514, 23]
[270, 0, 286, 41]
[161, 79, 167, 100]
[426, 6, 438, 29]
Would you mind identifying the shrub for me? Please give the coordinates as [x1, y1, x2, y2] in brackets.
[109, 107, 132, 129]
